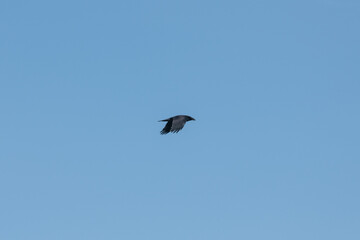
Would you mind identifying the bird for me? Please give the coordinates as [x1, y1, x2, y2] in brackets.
[158, 115, 195, 135]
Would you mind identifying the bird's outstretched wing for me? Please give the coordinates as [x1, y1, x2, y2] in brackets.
[160, 118, 173, 135]
[170, 117, 186, 133]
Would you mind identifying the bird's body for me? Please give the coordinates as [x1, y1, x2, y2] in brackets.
[159, 115, 195, 134]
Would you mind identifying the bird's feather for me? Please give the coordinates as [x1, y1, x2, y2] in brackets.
[170, 117, 186, 133]
[160, 118, 173, 135]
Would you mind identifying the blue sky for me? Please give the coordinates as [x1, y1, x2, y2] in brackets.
[1, 0, 359, 239]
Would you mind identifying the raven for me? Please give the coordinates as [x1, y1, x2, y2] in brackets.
[158, 115, 195, 135]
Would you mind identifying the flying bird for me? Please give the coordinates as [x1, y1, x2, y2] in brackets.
[158, 115, 195, 135]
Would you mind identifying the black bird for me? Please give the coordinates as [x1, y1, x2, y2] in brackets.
[159, 115, 195, 135]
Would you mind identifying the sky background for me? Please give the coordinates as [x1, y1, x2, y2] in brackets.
[1, 0, 360, 239]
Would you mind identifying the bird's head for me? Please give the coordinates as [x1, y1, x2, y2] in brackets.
[186, 116, 196, 121]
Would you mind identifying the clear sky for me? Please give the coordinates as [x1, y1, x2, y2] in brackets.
[1, 0, 359, 239]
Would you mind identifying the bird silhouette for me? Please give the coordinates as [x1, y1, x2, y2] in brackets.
[158, 115, 195, 134]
